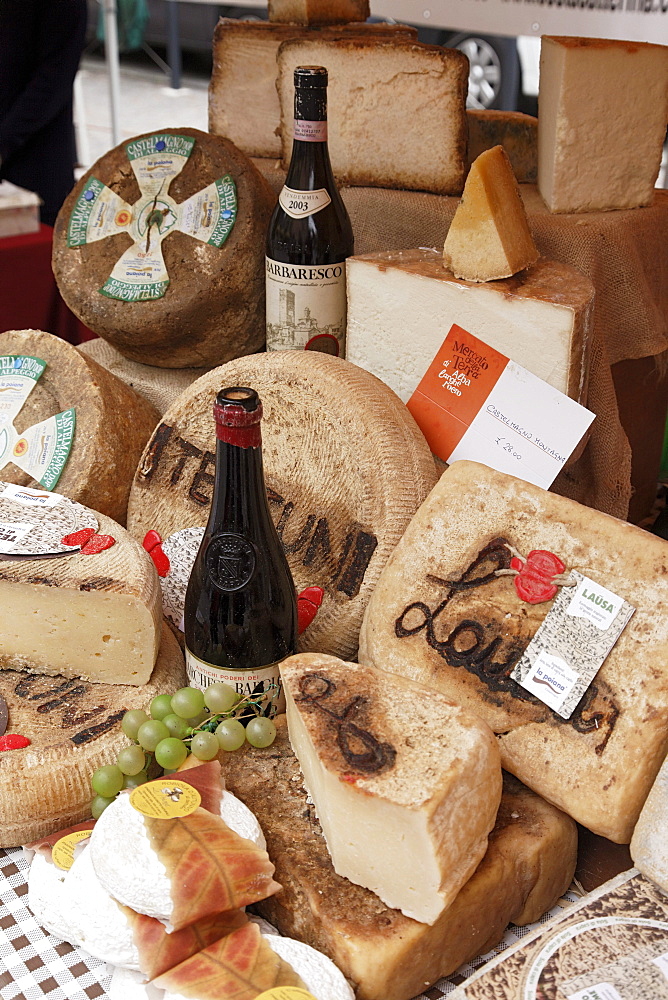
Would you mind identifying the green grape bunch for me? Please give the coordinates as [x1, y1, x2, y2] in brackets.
[90, 682, 277, 819]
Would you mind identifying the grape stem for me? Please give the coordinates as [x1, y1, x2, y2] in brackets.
[187, 683, 280, 739]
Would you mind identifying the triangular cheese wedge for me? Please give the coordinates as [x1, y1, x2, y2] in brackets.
[281, 653, 502, 925]
[443, 144, 539, 282]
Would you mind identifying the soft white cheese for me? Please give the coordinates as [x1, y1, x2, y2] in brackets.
[27, 853, 76, 942]
[220, 789, 266, 850]
[108, 966, 164, 1000]
[62, 846, 140, 969]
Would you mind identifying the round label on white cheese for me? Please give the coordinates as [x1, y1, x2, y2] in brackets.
[130, 778, 201, 819]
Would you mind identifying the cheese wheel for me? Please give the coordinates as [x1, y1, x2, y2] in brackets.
[52, 128, 275, 369]
[0, 330, 159, 524]
[0, 623, 185, 847]
[127, 352, 438, 659]
[359, 461, 668, 843]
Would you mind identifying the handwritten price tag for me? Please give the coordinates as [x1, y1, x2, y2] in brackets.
[407, 325, 595, 489]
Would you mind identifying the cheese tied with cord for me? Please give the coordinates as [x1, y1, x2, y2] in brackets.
[1, 622, 185, 847]
[218, 716, 578, 1000]
[346, 248, 594, 403]
[209, 21, 418, 159]
[281, 653, 502, 924]
[358, 460, 668, 843]
[443, 145, 539, 282]
[127, 351, 438, 661]
[538, 36, 668, 213]
[0, 507, 161, 685]
[52, 128, 274, 369]
[0, 329, 159, 524]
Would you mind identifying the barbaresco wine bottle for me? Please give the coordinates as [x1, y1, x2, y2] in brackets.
[265, 65, 354, 357]
[183, 386, 297, 717]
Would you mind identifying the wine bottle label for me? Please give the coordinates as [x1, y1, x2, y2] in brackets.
[278, 186, 331, 220]
[293, 120, 328, 142]
[265, 256, 347, 356]
[185, 648, 286, 717]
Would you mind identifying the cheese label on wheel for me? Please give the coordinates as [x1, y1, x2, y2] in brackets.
[130, 778, 201, 819]
[0, 356, 75, 489]
[255, 990, 319, 1000]
[52, 829, 92, 870]
[66, 134, 238, 303]
[0, 483, 97, 556]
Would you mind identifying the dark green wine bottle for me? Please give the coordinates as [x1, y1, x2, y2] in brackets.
[183, 387, 297, 717]
[265, 65, 354, 357]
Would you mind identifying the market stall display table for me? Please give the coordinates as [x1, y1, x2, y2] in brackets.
[0, 227, 94, 346]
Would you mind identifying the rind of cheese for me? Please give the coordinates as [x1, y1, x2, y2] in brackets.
[0, 329, 160, 525]
[217, 716, 578, 1000]
[0, 510, 161, 684]
[346, 248, 594, 402]
[358, 460, 668, 843]
[631, 754, 668, 892]
[467, 109, 537, 183]
[538, 36, 668, 213]
[281, 654, 502, 924]
[443, 145, 539, 282]
[268, 0, 369, 23]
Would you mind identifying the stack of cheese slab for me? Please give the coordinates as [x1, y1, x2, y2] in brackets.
[218, 711, 577, 1000]
[0, 493, 185, 845]
[359, 461, 668, 844]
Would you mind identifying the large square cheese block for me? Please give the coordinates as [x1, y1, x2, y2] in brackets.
[346, 248, 594, 403]
[631, 754, 668, 894]
[218, 716, 577, 1000]
[0, 510, 162, 685]
[359, 461, 668, 843]
[281, 653, 502, 924]
[209, 20, 417, 159]
[277, 38, 469, 194]
[538, 36, 668, 213]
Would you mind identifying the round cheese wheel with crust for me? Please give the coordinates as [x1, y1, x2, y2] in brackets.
[0, 329, 159, 525]
[0, 623, 186, 847]
[127, 351, 438, 659]
[52, 128, 275, 369]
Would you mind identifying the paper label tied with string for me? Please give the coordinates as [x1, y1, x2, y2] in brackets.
[511, 570, 635, 719]
[67, 133, 237, 302]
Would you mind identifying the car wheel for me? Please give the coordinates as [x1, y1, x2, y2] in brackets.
[448, 33, 520, 111]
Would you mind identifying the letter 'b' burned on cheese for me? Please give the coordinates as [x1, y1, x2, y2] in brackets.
[281, 653, 502, 924]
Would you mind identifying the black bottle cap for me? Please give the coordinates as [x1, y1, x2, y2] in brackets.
[294, 66, 328, 88]
[216, 386, 260, 412]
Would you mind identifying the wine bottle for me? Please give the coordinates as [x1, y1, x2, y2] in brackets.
[266, 65, 354, 357]
[183, 386, 297, 717]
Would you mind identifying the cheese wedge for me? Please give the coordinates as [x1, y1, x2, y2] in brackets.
[218, 716, 578, 1000]
[538, 36, 668, 213]
[443, 145, 539, 282]
[0, 510, 161, 684]
[268, 0, 369, 22]
[467, 109, 537, 183]
[631, 754, 668, 893]
[281, 653, 502, 925]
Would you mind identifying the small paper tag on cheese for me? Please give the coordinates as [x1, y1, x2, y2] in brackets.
[130, 778, 201, 819]
[567, 985, 623, 1000]
[511, 571, 634, 719]
[406, 324, 595, 489]
[52, 830, 92, 871]
[0, 484, 63, 508]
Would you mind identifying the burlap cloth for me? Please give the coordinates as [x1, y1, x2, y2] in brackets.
[84, 163, 668, 520]
[252, 158, 668, 519]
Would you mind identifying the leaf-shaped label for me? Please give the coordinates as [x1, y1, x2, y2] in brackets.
[121, 904, 247, 980]
[144, 807, 281, 930]
[153, 921, 306, 999]
[174, 758, 224, 815]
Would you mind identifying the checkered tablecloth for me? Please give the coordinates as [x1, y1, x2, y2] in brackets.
[0, 846, 579, 1000]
